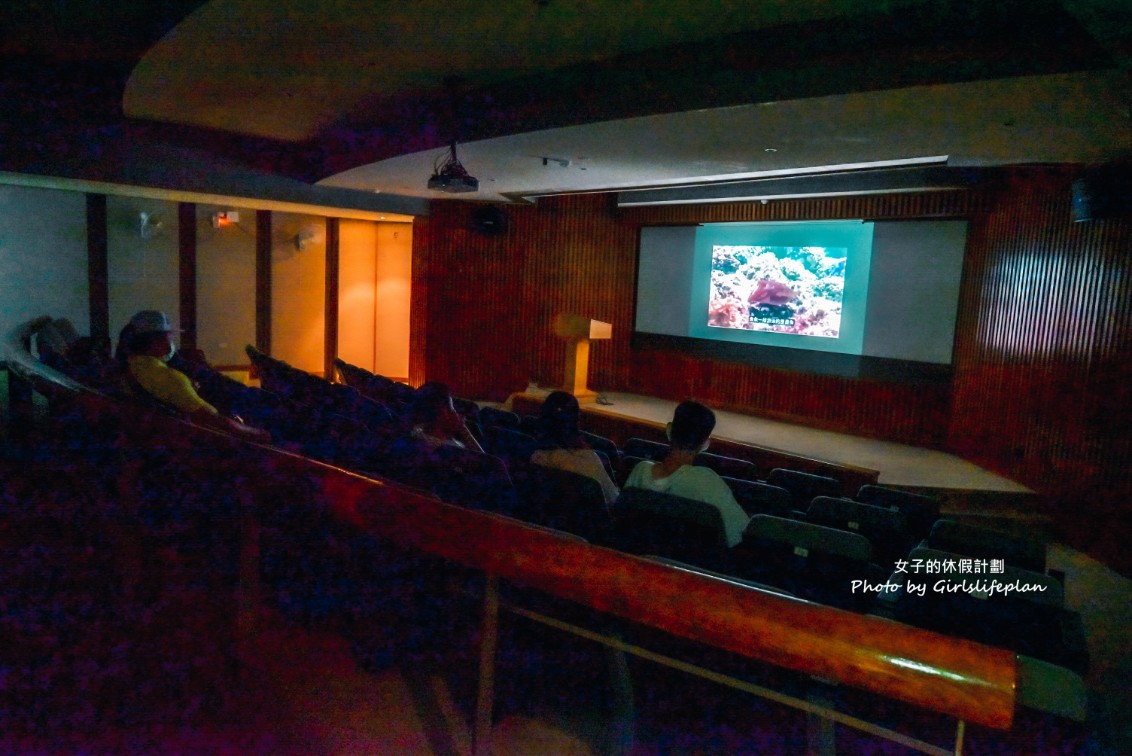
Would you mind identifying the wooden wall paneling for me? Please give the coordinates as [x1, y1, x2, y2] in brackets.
[178, 202, 198, 351]
[535, 194, 637, 393]
[419, 202, 529, 400]
[85, 193, 109, 345]
[324, 217, 340, 380]
[409, 195, 639, 398]
[409, 215, 429, 387]
[255, 210, 272, 354]
[946, 167, 1132, 572]
[518, 201, 561, 389]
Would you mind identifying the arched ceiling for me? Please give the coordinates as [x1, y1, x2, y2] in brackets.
[9, 0, 1132, 206]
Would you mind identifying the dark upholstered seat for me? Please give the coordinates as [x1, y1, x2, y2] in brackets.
[765, 468, 843, 510]
[733, 514, 882, 611]
[855, 485, 941, 541]
[805, 496, 915, 566]
[610, 488, 731, 574]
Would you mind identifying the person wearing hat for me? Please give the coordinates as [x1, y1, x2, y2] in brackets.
[119, 310, 270, 442]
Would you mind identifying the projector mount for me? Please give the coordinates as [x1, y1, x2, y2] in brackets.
[428, 141, 479, 193]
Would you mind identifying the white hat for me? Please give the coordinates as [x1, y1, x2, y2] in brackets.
[128, 310, 177, 335]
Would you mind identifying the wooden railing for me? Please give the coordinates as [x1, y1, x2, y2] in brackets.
[266, 449, 1015, 730]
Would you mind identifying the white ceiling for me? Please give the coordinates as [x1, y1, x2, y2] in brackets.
[122, 0, 1132, 205]
[318, 70, 1132, 203]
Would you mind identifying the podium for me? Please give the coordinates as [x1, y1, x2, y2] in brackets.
[554, 314, 612, 403]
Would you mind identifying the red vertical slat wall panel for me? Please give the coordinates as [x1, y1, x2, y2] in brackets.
[948, 167, 1132, 571]
[410, 196, 637, 401]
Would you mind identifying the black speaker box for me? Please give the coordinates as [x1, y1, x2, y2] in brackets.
[1072, 165, 1131, 222]
[471, 206, 508, 236]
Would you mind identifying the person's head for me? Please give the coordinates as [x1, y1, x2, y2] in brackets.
[539, 390, 585, 449]
[123, 310, 176, 362]
[413, 381, 462, 434]
[667, 400, 716, 452]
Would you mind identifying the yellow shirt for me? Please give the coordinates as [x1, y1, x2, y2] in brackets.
[128, 355, 218, 416]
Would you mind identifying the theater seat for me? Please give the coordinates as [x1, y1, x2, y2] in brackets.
[617, 455, 649, 488]
[927, 519, 1047, 574]
[610, 488, 731, 573]
[511, 462, 613, 544]
[733, 515, 883, 611]
[720, 477, 795, 518]
[480, 406, 522, 430]
[249, 347, 393, 430]
[483, 425, 541, 467]
[375, 437, 517, 515]
[765, 468, 843, 510]
[805, 496, 915, 566]
[517, 413, 543, 436]
[581, 430, 621, 465]
[429, 445, 518, 516]
[1017, 655, 1088, 722]
[694, 451, 758, 480]
[451, 396, 482, 439]
[855, 485, 941, 541]
[622, 437, 669, 462]
[893, 546, 1088, 674]
[334, 357, 397, 404]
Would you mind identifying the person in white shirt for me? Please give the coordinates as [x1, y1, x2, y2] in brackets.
[529, 391, 620, 504]
[624, 400, 749, 547]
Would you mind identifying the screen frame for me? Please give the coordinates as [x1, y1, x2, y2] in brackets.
[689, 221, 875, 354]
[630, 219, 968, 383]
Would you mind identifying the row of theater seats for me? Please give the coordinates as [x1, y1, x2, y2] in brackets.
[468, 395, 1090, 678]
[203, 353, 1094, 680]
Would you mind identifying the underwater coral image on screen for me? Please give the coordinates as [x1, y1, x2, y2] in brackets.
[708, 245, 847, 338]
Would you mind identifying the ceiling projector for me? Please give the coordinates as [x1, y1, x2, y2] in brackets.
[428, 142, 479, 193]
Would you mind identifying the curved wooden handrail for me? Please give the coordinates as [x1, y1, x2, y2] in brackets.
[5, 319, 1016, 729]
[268, 450, 1016, 729]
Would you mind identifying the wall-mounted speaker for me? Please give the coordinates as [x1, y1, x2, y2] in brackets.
[471, 205, 509, 236]
[1072, 164, 1131, 222]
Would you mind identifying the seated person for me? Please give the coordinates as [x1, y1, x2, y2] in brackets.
[624, 400, 749, 546]
[35, 317, 79, 364]
[410, 381, 484, 452]
[118, 310, 270, 442]
[35, 318, 115, 388]
[530, 391, 620, 504]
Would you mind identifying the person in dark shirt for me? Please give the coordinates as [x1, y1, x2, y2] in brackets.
[410, 381, 483, 452]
